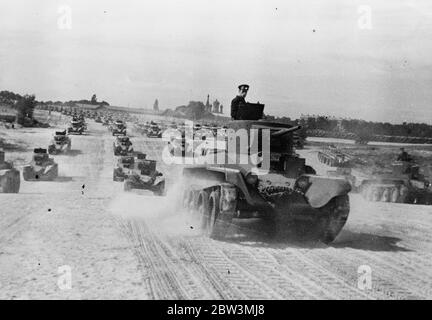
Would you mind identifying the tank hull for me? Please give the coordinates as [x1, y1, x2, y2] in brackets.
[22, 164, 58, 181]
[181, 165, 351, 243]
[123, 175, 165, 196]
[48, 142, 71, 154]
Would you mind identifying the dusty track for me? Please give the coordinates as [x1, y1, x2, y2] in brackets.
[0, 115, 431, 299]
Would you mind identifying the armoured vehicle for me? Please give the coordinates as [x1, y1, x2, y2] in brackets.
[112, 120, 127, 136]
[134, 122, 150, 136]
[23, 148, 58, 181]
[48, 130, 71, 154]
[68, 118, 85, 135]
[113, 136, 134, 156]
[95, 116, 102, 123]
[0, 150, 20, 193]
[147, 121, 162, 138]
[113, 153, 146, 182]
[359, 161, 432, 204]
[318, 145, 354, 167]
[180, 103, 351, 243]
[102, 117, 111, 126]
[123, 159, 165, 196]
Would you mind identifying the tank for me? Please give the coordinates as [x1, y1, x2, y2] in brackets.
[113, 153, 146, 182]
[0, 150, 20, 193]
[123, 159, 165, 196]
[113, 136, 134, 156]
[23, 148, 58, 181]
[147, 121, 162, 138]
[68, 118, 84, 135]
[48, 130, 71, 154]
[112, 120, 127, 136]
[318, 145, 353, 167]
[359, 161, 432, 204]
[180, 103, 352, 243]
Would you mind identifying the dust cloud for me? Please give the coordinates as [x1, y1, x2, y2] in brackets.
[108, 174, 202, 237]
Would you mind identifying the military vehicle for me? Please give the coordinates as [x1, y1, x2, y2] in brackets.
[318, 145, 354, 167]
[0, 150, 20, 193]
[23, 148, 58, 181]
[95, 116, 102, 123]
[68, 118, 85, 135]
[48, 130, 71, 154]
[359, 161, 432, 204]
[102, 117, 111, 126]
[180, 103, 351, 242]
[112, 120, 127, 136]
[113, 153, 146, 182]
[147, 121, 162, 138]
[123, 159, 165, 196]
[113, 135, 134, 156]
[133, 122, 150, 136]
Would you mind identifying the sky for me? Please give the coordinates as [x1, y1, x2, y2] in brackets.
[0, 0, 432, 123]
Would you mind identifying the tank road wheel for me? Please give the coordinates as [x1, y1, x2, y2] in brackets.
[197, 190, 210, 233]
[399, 185, 409, 203]
[381, 187, 391, 202]
[318, 195, 350, 244]
[207, 189, 228, 239]
[390, 187, 400, 203]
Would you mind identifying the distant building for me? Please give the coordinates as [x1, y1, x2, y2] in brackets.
[212, 99, 220, 113]
[205, 94, 211, 112]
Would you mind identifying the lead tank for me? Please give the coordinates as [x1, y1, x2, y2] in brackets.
[180, 103, 351, 243]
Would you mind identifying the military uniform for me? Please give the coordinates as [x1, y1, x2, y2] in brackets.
[397, 151, 411, 162]
[231, 84, 249, 120]
[231, 96, 246, 120]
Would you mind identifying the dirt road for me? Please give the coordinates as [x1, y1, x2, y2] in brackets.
[1, 117, 431, 299]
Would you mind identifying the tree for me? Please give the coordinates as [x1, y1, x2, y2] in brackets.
[16, 95, 37, 125]
[153, 99, 159, 111]
[91, 94, 97, 104]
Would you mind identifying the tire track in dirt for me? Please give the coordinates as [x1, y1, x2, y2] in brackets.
[238, 246, 372, 300]
[120, 219, 205, 299]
